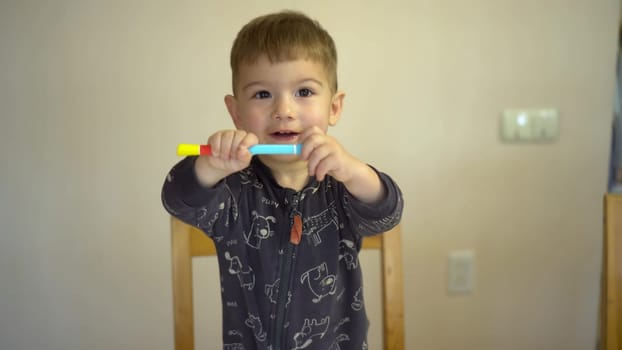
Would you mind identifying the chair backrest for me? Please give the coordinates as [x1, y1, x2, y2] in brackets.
[602, 193, 622, 350]
[171, 216, 404, 350]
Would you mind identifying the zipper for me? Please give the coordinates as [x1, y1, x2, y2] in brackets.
[272, 193, 302, 350]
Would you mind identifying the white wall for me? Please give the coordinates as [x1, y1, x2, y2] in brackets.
[0, 1, 618, 349]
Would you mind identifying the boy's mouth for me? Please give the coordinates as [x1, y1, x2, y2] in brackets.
[270, 130, 300, 142]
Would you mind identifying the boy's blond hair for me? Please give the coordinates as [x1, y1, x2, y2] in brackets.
[230, 11, 338, 94]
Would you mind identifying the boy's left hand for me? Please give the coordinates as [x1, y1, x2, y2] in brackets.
[299, 126, 360, 182]
[300, 126, 385, 204]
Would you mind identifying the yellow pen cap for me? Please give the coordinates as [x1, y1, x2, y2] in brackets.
[177, 144, 201, 156]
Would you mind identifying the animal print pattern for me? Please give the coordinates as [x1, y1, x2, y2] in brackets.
[162, 157, 403, 349]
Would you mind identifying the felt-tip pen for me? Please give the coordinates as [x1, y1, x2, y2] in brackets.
[177, 144, 302, 156]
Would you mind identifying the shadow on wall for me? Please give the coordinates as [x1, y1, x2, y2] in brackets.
[610, 26, 622, 193]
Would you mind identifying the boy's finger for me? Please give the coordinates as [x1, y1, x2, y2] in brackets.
[307, 145, 331, 176]
[239, 132, 259, 150]
[301, 133, 325, 160]
[207, 134, 222, 157]
[219, 132, 235, 160]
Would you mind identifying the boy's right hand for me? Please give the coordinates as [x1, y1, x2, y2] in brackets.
[194, 130, 258, 187]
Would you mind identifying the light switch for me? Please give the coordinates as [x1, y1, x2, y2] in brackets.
[448, 250, 474, 294]
[531, 109, 558, 140]
[501, 108, 558, 142]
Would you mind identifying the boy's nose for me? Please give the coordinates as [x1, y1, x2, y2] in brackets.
[273, 96, 294, 119]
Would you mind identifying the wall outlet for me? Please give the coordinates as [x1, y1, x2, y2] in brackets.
[448, 250, 475, 294]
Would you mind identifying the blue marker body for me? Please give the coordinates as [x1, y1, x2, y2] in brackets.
[249, 144, 301, 155]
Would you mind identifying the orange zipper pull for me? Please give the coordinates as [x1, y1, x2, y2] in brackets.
[290, 214, 302, 245]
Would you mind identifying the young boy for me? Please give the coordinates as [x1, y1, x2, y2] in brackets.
[162, 10, 403, 350]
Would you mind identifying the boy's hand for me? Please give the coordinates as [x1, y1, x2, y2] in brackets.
[299, 127, 385, 204]
[194, 130, 258, 187]
[299, 126, 357, 183]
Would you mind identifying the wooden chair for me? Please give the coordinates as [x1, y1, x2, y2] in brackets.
[602, 193, 622, 350]
[171, 216, 404, 349]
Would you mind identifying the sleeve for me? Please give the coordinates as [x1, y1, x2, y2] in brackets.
[161, 157, 235, 235]
[341, 167, 404, 237]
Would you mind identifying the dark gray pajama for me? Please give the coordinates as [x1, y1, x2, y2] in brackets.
[162, 156, 403, 350]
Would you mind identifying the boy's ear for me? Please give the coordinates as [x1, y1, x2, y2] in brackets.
[328, 91, 346, 126]
[224, 94, 241, 128]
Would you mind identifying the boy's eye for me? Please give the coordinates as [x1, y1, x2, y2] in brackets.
[253, 90, 271, 99]
[295, 88, 313, 97]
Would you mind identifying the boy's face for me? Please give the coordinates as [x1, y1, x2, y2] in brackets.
[225, 55, 344, 151]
